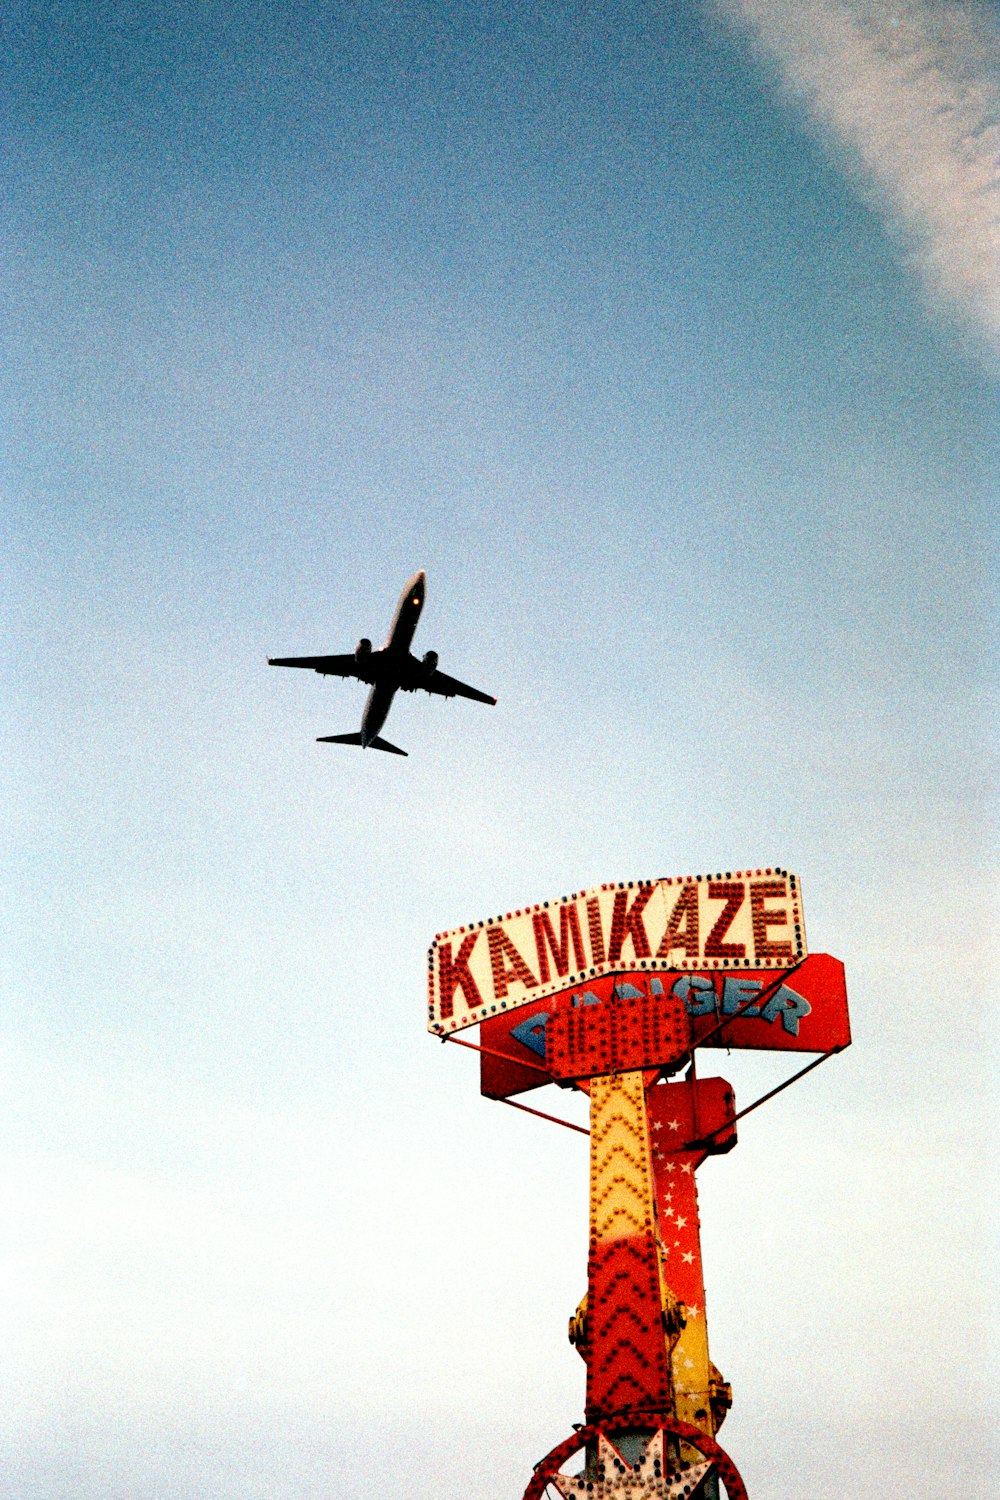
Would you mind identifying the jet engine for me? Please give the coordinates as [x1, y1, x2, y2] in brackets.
[421, 649, 439, 677]
[355, 637, 372, 661]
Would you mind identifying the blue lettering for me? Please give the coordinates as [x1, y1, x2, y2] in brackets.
[760, 984, 811, 1036]
[672, 973, 716, 1016]
[722, 976, 763, 1016]
[511, 1013, 550, 1057]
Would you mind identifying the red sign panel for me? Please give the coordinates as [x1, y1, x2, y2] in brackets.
[547, 988, 689, 1082]
[479, 954, 850, 1099]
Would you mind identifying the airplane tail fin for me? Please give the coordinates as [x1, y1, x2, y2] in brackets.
[316, 732, 408, 757]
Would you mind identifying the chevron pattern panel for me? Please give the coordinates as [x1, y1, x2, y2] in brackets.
[585, 1070, 674, 1423]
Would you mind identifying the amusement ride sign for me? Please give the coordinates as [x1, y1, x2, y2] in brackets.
[428, 869, 806, 1034]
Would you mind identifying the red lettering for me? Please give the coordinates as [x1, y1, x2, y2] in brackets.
[705, 881, 746, 959]
[533, 904, 587, 983]
[487, 925, 539, 999]
[750, 881, 794, 962]
[437, 933, 483, 1019]
[656, 884, 699, 959]
[586, 896, 606, 964]
[607, 885, 654, 962]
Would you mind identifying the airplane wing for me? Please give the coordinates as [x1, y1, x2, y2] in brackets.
[423, 667, 497, 705]
[268, 654, 369, 679]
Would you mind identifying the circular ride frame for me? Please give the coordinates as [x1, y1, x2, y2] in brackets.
[521, 1415, 748, 1500]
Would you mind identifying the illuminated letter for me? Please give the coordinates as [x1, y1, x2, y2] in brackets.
[586, 896, 606, 964]
[437, 933, 483, 1019]
[607, 885, 654, 962]
[487, 925, 539, 999]
[533, 904, 587, 983]
[705, 882, 746, 959]
[656, 884, 700, 959]
[750, 881, 795, 962]
[760, 983, 811, 1035]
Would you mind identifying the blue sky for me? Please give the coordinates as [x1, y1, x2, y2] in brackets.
[3, 3, 997, 1498]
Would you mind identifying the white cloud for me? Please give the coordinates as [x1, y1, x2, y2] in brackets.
[710, 0, 1000, 351]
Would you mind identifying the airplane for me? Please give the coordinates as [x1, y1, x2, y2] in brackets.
[268, 570, 496, 756]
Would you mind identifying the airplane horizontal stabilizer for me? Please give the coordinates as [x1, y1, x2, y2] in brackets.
[369, 735, 407, 756]
[316, 732, 407, 756]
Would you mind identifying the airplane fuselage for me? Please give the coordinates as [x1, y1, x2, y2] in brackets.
[361, 570, 425, 744]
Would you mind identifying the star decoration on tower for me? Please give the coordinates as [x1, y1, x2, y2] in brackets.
[550, 1432, 712, 1498]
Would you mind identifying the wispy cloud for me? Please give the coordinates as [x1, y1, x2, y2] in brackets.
[710, 0, 1000, 352]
